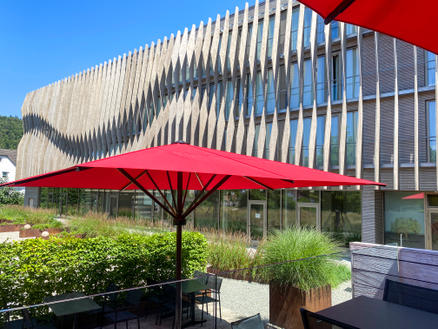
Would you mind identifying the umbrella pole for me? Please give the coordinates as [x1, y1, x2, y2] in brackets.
[175, 172, 184, 329]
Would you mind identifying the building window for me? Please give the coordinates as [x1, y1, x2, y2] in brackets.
[246, 74, 253, 117]
[225, 80, 233, 121]
[346, 111, 358, 167]
[330, 115, 339, 167]
[346, 48, 360, 99]
[256, 20, 264, 61]
[315, 115, 326, 169]
[290, 63, 299, 109]
[303, 59, 314, 107]
[428, 100, 436, 162]
[235, 78, 243, 118]
[266, 69, 275, 114]
[226, 36, 232, 71]
[384, 191, 425, 249]
[316, 15, 325, 44]
[303, 7, 312, 48]
[254, 72, 264, 116]
[253, 124, 261, 157]
[265, 123, 272, 159]
[278, 66, 287, 111]
[331, 21, 339, 40]
[246, 23, 253, 56]
[289, 119, 298, 163]
[301, 117, 312, 167]
[216, 82, 223, 117]
[317, 56, 327, 105]
[208, 83, 215, 111]
[332, 54, 343, 101]
[426, 51, 436, 86]
[2, 172, 8, 181]
[345, 24, 357, 37]
[267, 16, 275, 58]
[291, 6, 299, 51]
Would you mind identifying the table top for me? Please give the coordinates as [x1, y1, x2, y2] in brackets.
[173, 279, 208, 294]
[317, 295, 438, 329]
[45, 292, 101, 317]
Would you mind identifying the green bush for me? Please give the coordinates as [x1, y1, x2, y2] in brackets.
[258, 228, 350, 291]
[0, 231, 208, 309]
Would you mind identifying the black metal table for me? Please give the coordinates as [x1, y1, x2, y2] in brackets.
[317, 295, 438, 329]
[45, 292, 101, 329]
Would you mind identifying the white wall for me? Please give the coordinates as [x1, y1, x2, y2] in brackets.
[0, 156, 16, 182]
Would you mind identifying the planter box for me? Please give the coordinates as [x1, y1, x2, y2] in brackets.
[0, 224, 24, 232]
[269, 283, 331, 329]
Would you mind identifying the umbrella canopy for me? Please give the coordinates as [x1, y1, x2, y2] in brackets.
[2, 142, 383, 329]
[299, 0, 438, 55]
[402, 192, 425, 200]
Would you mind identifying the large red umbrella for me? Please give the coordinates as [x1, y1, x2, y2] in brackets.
[1, 142, 383, 327]
[299, 0, 438, 55]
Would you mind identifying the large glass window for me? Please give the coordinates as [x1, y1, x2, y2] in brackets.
[317, 56, 327, 105]
[267, 16, 275, 58]
[303, 59, 314, 107]
[278, 66, 287, 111]
[290, 63, 300, 109]
[346, 111, 358, 167]
[266, 69, 275, 114]
[289, 119, 298, 163]
[235, 78, 244, 118]
[246, 74, 253, 117]
[331, 21, 339, 40]
[303, 7, 312, 48]
[283, 190, 297, 228]
[345, 24, 357, 37]
[291, 7, 299, 51]
[321, 191, 361, 245]
[426, 51, 436, 86]
[332, 54, 343, 101]
[253, 124, 260, 157]
[301, 117, 312, 166]
[222, 190, 247, 233]
[246, 23, 253, 56]
[265, 122, 272, 159]
[346, 48, 360, 99]
[428, 100, 436, 162]
[194, 191, 220, 230]
[255, 72, 264, 116]
[256, 20, 264, 61]
[330, 115, 339, 167]
[208, 83, 215, 112]
[384, 191, 425, 249]
[225, 80, 233, 120]
[216, 82, 223, 117]
[316, 15, 325, 44]
[268, 190, 281, 233]
[315, 115, 326, 169]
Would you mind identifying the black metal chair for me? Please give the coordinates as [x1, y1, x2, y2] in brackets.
[383, 279, 438, 314]
[230, 313, 264, 329]
[300, 308, 359, 329]
[195, 276, 223, 323]
[102, 285, 140, 329]
[193, 271, 209, 285]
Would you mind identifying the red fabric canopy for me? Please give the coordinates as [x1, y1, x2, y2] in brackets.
[299, 0, 438, 55]
[1, 143, 383, 190]
[402, 192, 424, 200]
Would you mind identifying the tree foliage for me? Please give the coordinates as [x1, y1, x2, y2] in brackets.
[0, 115, 23, 149]
[0, 179, 23, 205]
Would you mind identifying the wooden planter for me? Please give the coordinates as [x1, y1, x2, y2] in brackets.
[269, 283, 331, 329]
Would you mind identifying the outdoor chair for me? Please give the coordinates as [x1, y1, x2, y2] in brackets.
[300, 308, 359, 329]
[193, 271, 209, 285]
[195, 276, 223, 323]
[102, 284, 140, 329]
[4, 309, 57, 329]
[383, 279, 438, 314]
[230, 313, 264, 329]
[153, 285, 191, 329]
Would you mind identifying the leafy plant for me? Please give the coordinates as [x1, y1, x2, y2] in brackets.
[0, 180, 23, 205]
[258, 228, 350, 291]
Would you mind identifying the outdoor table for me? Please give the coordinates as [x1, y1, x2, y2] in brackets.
[45, 292, 101, 329]
[174, 279, 209, 327]
[317, 295, 438, 329]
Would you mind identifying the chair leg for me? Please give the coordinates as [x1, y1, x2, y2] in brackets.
[219, 294, 222, 321]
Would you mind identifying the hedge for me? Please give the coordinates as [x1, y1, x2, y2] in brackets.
[0, 231, 208, 309]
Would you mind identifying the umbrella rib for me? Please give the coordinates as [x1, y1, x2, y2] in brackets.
[120, 171, 147, 191]
[166, 171, 177, 212]
[117, 168, 176, 218]
[182, 172, 191, 208]
[244, 176, 274, 191]
[324, 0, 355, 24]
[188, 174, 217, 209]
[182, 175, 231, 218]
[144, 170, 175, 215]
[195, 173, 204, 189]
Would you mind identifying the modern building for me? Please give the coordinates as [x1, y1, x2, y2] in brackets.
[0, 149, 17, 183]
[17, 0, 438, 249]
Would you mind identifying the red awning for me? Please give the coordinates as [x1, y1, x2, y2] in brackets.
[298, 0, 438, 55]
[1, 143, 383, 190]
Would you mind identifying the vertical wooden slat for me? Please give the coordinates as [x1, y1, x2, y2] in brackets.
[356, 27, 364, 182]
[374, 32, 381, 185]
[307, 11, 318, 168]
[393, 38, 399, 190]
[323, 23, 333, 172]
[338, 22, 347, 176]
[413, 45, 420, 190]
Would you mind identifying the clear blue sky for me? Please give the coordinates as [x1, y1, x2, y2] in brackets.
[0, 0, 254, 118]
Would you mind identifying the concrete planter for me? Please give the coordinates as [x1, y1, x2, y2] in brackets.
[269, 283, 331, 329]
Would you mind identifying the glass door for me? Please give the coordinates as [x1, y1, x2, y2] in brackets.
[298, 203, 320, 229]
[248, 201, 267, 240]
[430, 211, 438, 250]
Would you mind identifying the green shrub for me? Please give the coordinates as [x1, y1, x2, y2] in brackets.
[258, 228, 350, 291]
[0, 231, 208, 309]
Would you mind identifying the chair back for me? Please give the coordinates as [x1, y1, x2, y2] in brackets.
[193, 271, 209, 285]
[230, 313, 264, 329]
[206, 276, 223, 292]
[300, 308, 359, 329]
[383, 279, 438, 314]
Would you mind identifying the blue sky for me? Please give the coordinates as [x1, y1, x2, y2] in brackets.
[0, 0, 254, 118]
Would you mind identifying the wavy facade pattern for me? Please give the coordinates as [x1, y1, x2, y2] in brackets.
[17, 0, 438, 246]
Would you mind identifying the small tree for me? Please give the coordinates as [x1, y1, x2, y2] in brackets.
[0, 178, 23, 205]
